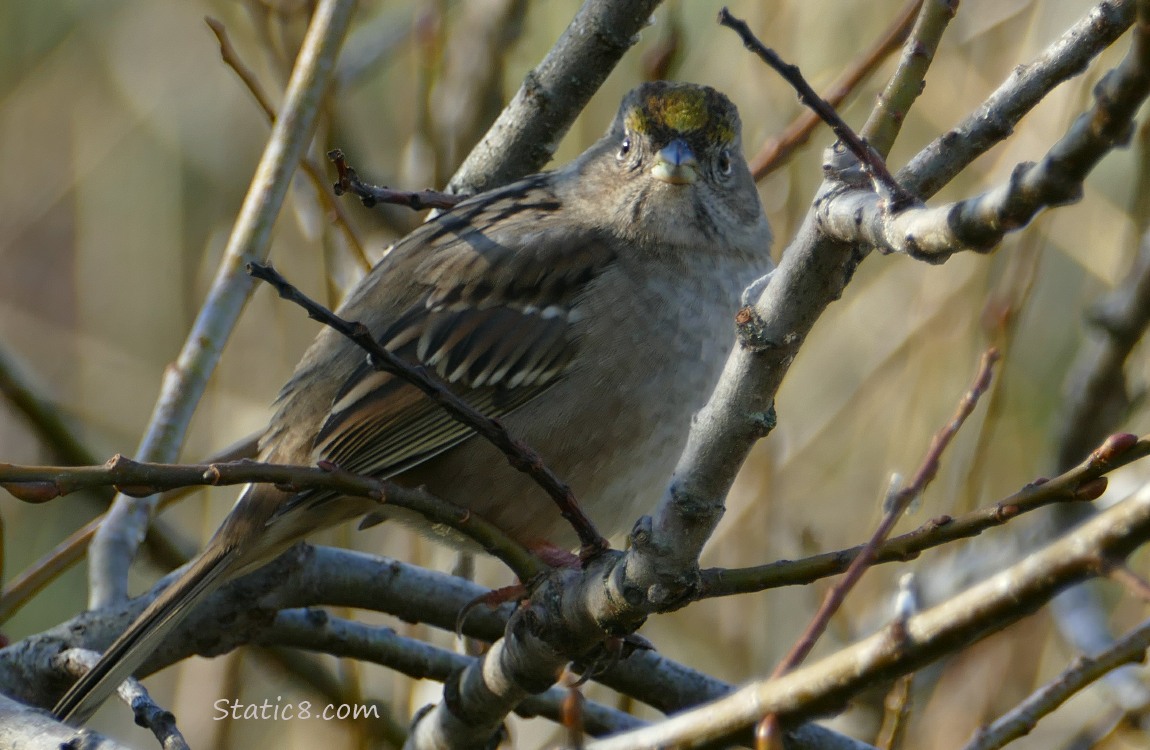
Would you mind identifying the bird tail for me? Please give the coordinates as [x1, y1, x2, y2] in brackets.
[52, 543, 240, 724]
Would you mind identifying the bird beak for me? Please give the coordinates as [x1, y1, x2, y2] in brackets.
[650, 138, 698, 185]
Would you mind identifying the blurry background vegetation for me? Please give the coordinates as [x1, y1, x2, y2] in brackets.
[1, 0, 1148, 748]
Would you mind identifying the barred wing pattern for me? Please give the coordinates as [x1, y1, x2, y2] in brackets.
[264, 176, 618, 510]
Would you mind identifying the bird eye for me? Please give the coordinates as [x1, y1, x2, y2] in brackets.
[718, 148, 732, 175]
[617, 137, 631, 161]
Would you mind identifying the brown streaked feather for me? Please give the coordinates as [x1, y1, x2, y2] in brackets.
[264, 176, 618, 507]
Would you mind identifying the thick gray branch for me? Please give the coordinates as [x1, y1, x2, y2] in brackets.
[586, 484, 1150, 748]
[902, 0, 1136, 199]
[0, 693, 130, 750]
[818, 0, 1150, 261]
[269, 609, 645, 736]
[444, 0, 662, 195]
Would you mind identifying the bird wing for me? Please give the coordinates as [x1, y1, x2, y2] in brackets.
[263, 176, 617, 493]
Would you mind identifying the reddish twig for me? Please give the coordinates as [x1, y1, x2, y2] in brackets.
[772, 348, 1000, 679]
[329, 149, 464, 211]
[562, 666, 587, 748]
[749, 348, 998, 741]
[246, 262, 607, 557]
[755, 714, 784, 750]
[0, 435, 258, 623]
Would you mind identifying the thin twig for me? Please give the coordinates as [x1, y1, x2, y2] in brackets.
[751, 349, 998, 747]
[586, 484, 1150, 748]
[718, 7, 915, 207]
[0, 455, 545, 582]
[875, 675, 915, 750]
[860, 0, 959, 159]
[823, 1, 1150, 262]
[205, 16, 371, 272]
[1105, 560, 1150, 603]
[750, 0, 924, 179]
[329, 149, 463, 210]
[700, 433, 1147, 597]
[901, 0, 1137, 200]
[0, 434, 257, 624]
[754, 347, 998, 745]
[962, 617, 1150, 750]
[769, 348, 999, 681]
[246, 262, 608, 557]
[55, 648, 190, 749]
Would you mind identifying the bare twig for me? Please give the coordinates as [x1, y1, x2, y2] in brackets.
[962, 617, 1150, 750]
[268, 609, 645, 736]
[0, 435, 257, 624]
[586, 9, 1147, 747]
[676, 6, 1141, 600]
[860, 0, 958, 158]
[87, 0, 358, 610]
[55, 648, 190, 750]
[751, 349, 997, 745]
[585, 484, 1150, 749]
[0, 542, 865, 750]
[821, 0, 1150, 262]
[1047, 234, 1150, 717]
[718, 7, 915, 207]
[701, 432, 1145, 597]
[446, 0, 663, 195]
[1043, 51, 1150, 720]
[0, 455, 544, 582]
[902, 0, 1137, 199]
[875, 674, 914, 750]
[205, 16, 371, 271]
[0, 343, 192, 620]
[770, 349, 998, 680]
[328, 149, 462, 211]
[1105, 561, 1150, 603]
[751, 0, 924, 179]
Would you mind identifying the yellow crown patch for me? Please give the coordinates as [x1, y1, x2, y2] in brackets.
[625, 86, 734, 143]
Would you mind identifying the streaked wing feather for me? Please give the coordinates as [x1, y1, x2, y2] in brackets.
[315, 370, 544, 480]
[263, 176, 617, 520]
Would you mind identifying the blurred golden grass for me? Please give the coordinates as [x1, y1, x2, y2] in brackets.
[1, 1, 1147, 747]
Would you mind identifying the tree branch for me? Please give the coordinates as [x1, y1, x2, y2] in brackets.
[962, 617, 1150, 750]
[701, 432, 1140, 596]
[444, 0, 663, 195]
[87, 0, 358, 610]
[585, 483, 1150, 748]
[750, 0, 925, 179]
[0, 456, 544, 583]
